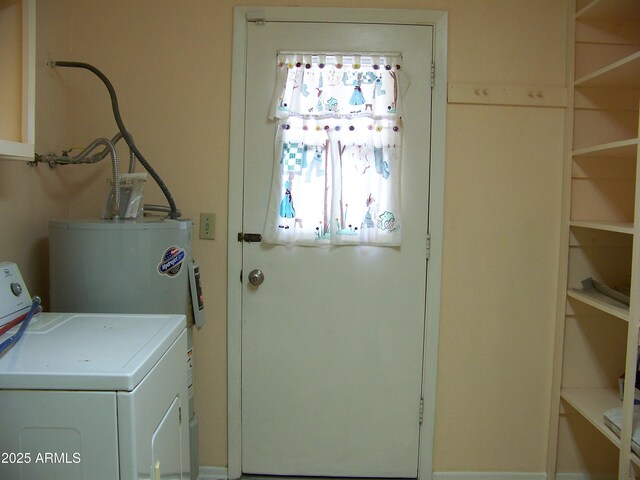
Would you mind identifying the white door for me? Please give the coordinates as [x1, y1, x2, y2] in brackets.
[241, 20, 433, 478]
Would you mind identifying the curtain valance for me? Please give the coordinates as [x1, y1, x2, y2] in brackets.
[270, 53, 405, 122]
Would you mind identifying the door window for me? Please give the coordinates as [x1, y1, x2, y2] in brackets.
[263, 53, 405, 246]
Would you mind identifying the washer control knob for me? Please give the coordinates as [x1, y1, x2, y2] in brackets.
[10, 282, 23, 296]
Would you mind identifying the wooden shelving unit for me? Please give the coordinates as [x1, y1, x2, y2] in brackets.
[0, 0, 35, 161]
[549, 1, 640, 479]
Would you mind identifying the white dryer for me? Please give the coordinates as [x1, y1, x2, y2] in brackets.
[0, 265, 191, 480]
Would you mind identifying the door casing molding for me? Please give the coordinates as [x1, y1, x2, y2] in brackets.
[227, 7, 448, 480]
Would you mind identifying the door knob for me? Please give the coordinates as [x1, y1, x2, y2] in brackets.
[248, 269, 265, 286]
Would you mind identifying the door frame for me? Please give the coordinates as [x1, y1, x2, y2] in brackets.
[227, 7, 448, 480]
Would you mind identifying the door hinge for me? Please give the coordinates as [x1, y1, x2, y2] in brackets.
[247, 11, 266, 25]
[179, 406, 182, 424]
[419, 397, 425, 424]
[430, 62, 435, 89]
[426, 233, 431, 259]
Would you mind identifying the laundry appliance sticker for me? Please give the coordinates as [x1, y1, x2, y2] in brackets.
[157, 245, 186, 278]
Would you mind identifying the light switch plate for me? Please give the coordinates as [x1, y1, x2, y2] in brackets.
[199, 213, 215, 240]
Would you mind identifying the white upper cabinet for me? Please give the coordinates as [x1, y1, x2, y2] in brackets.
[0, 0, 35, 161]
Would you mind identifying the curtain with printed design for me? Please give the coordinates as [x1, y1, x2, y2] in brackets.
[263, 52, 406, 246]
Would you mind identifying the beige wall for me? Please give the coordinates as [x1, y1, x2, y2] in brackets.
[0, 0, 567, 473]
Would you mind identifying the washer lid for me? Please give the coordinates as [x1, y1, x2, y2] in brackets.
[0, 313, 186, 391]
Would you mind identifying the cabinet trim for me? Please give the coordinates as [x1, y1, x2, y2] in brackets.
[0, 0, 35, 161]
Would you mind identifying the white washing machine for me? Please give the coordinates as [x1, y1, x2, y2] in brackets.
[0, 263, 191, 480]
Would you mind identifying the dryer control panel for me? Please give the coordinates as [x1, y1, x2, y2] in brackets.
[0, 262, 32, 323]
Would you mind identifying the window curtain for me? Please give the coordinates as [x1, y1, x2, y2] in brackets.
[263, 53, 406, 246]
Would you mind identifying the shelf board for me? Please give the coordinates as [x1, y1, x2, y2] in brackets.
[570, 220, 634, 234]
[567, 288, 630, 321]
[577, 0, 640, 20]
[572, 138, 639, 159]
[561, 388, 640, 466]
[575, 51, 640, 89]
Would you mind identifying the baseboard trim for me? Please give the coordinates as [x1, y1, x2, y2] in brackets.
[198, 468, 615, 480]
[433, 474, 615, 480]
[555, 475, 616, 480]
[198, 466, 229, 480]
[433, 473, 546, 480]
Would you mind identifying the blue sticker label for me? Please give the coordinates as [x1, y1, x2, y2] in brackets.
[157, 246, 186, 277]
